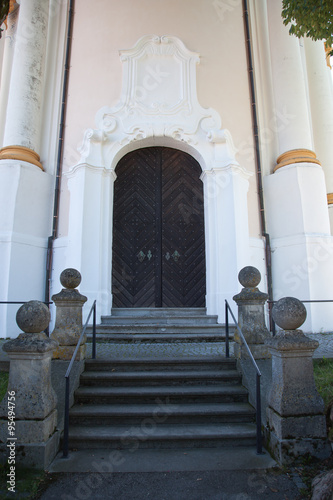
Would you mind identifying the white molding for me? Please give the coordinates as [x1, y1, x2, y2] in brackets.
[64, 35, 252, 322]
[72, 35, 240, 175]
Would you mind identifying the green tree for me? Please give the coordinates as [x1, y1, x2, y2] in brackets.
[0, 0, 10, 38]
[282, 0, 333, 49]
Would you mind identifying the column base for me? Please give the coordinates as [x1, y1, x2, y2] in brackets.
[274, 149, 321, 172]
[0, 145, 43, 170]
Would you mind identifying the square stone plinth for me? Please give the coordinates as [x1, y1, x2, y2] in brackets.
[52, 344, 86, 361]
[267, 408, 327, 439]
[268, 431, 331, 464]
[0, 430, 60, 468]
[0, 409, 57, 444]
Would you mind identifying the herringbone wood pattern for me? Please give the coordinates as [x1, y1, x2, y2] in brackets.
[112, 147, 206, 307]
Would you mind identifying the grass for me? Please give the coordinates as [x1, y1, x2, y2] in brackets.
[0, 464, 47, 500]
[313, 358, 333, 409]
[0, 371, 9, 401]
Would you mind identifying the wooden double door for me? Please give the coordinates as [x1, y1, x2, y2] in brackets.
[112, 147, 206, 307]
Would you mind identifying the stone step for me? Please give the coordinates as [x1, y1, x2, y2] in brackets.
[87, 334, 229, 344]
[110, 308, 207, 317]
[66, 422, 257, 450]
[84, 357, 237, 372]
[69, 402, 256, 426]
[87, 324, 229, 334]
[79, 369, 241, 387]
[75, 384, 249, 405]
[101, 315, 219, 326]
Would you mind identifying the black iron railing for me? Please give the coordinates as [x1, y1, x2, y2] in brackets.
[63, 300, 96, 458]
[225, 300, 263, 455]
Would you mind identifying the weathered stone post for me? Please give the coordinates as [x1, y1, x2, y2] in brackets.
[266, 297, 331, 463]
[51, 268, 87, 360]
[0, 301, 59, 468]
[233, 266, 271, 359]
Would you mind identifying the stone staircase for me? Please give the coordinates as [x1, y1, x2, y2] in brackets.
[65, 308, 258, 452]
[86, 307, 229, 343]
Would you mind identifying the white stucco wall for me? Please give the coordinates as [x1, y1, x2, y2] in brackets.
[59, 0, 261, 240]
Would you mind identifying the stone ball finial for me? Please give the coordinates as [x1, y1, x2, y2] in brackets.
[60, 268, 81, 289]
[16, 300, 51, 333]
[272, 297, 307, 330]
[238, 266, 261, 288]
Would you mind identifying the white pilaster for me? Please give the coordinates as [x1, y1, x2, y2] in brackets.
[64, 165, 115, 321]
[201, 165, 251, 322]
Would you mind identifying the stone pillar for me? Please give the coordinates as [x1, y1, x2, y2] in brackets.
[266, 297, 331, 464]
[51, 268, 88, 360]
[0, 301, 59, 468]
[0, 0, 49, 169]
[233, 266, 271, 359]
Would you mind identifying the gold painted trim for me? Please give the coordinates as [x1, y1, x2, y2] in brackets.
[327, 193, 333, 205]
[0, 146, 44, 170]
[325, 43, 332, 69]
[274, 149, 321, 173]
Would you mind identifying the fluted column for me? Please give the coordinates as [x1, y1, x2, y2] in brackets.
[0, 0, 49, 169]
[0, 1, 19, 145]
[267, 0, 319, 170]
[304, 39, 333, 229]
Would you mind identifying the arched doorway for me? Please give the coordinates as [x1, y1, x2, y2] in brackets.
[112, 147, 206, 307]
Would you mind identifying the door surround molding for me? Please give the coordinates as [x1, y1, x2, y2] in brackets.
[65, 35, 252, 322]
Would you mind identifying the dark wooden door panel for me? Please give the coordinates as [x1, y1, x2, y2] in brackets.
[112, 148, 159, 307]
[112, 147, 206, 307]
[161, 148, 205, 307]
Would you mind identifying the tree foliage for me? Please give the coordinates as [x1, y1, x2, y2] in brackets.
[0, 0, 10, 38]
[282, 0, 333, 48]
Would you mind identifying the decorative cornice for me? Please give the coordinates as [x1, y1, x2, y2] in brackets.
[66, 162, 117, 180]
[274, 149, 321, 173]
[0, 145, 43, 170]
[327, 193, 333, 205]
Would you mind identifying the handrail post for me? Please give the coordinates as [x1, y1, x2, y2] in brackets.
[256, 372, 263, 454]
[92, 301, 96, 360]
[63, 375, 70, 458]
[225, 300, 229, 358]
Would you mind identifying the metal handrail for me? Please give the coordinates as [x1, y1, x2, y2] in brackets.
[0, 301, 53, 304]
[63, 300, 96, 458]
[225, 300, 263, 455]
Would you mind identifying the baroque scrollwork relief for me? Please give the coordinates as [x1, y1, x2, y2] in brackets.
[75, 35, 241, 174]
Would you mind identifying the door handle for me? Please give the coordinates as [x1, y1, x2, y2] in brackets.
[137, 250, 152, 262]
[165, 251, 180, 262]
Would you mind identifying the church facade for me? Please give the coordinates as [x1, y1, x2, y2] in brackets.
[1, 0, 333, 338]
